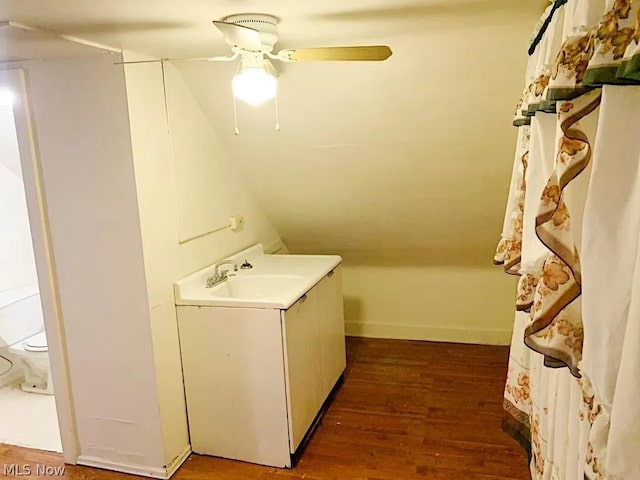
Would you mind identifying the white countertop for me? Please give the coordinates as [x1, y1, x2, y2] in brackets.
[174, 244, 342, 309]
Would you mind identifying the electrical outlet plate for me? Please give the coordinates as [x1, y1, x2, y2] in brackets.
[230, 215, 244, 231]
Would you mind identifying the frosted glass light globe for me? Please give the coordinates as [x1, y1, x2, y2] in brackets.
[232, 67, 277, 106]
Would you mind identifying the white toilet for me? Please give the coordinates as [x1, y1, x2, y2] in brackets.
[0, 288, 53, 395]
[8, 330, 53, 395]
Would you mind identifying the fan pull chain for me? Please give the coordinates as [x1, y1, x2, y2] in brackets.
[275, 90, 280, 132]
[233, 59, 242, 135]
[233, 94, 240, 135]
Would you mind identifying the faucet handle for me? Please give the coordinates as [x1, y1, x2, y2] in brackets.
[241, 259, 253, 269]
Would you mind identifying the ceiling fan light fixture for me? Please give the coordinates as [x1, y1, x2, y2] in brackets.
[232, 66, 277, 106]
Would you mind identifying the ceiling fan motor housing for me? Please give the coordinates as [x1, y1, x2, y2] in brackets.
[222, 13, 279, 53]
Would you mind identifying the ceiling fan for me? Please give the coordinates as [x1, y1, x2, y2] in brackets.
[123, 13, 392, 106]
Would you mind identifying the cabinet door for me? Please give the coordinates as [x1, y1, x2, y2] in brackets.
[282, 287, 323, 453]
[178, 306, 291, 467]
[317, 266, 347, 400]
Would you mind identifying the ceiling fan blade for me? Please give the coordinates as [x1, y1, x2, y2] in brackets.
[278, 45, 392, 62]
[212, 20, 262, 52]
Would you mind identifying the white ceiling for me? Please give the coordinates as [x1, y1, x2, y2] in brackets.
[1, 0, 544, 265]
[1, 0, 543, 58]
[0, 22, 105, 62]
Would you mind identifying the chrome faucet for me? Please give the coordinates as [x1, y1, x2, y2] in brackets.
[206, 260, 238, 288]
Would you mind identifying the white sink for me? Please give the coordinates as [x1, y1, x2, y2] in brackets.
[208, 274, 304, 299]
[174, 244, 342, 309]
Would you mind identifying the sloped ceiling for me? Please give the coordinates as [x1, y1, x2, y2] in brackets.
[1, 0, 543, 265]
[0, 23, 105, 62]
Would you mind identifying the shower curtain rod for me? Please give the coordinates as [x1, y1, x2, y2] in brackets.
[528, 0, 568, 55]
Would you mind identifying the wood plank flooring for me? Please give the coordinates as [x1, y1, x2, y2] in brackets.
[0, 337, 530, 479]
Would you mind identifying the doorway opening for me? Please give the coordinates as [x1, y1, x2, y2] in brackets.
[0, 79, 61, 452]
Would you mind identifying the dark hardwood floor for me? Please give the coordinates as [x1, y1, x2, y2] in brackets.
[0, 337, 530, 479]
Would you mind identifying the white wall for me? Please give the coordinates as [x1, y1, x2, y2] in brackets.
[342, 265, 516, 345]
[0, 104, 38, 292]
[20, 53, 167, 474]
[122, 54, 282, 467]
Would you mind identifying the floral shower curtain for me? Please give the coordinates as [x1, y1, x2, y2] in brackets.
[495, 1, 640, 478]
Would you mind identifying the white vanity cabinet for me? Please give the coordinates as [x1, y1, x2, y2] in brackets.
[176, 265, 345, 468]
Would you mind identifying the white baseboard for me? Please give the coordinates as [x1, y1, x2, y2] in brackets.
[166, 445, 191, 478]
[344, 321, 512, 346]
[77, 448, 190, 480]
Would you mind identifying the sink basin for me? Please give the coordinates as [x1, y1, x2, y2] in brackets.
[208, 274, 305, 299]
[174, 243, 342, 309]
